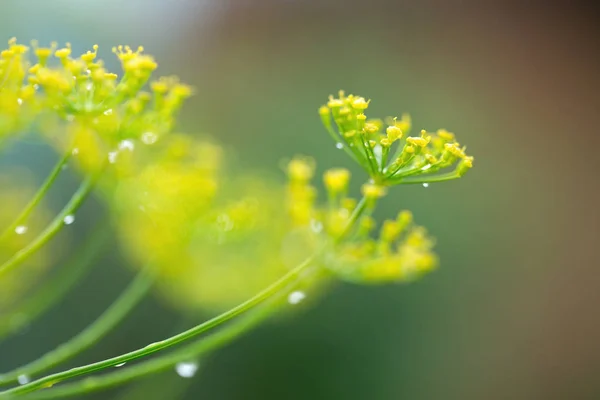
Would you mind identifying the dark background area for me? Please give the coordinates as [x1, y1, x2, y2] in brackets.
[1, 1, 599, 399]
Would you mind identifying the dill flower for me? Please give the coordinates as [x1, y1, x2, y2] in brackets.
[0, 38, 192, 173]
[319, 90, 474, 185]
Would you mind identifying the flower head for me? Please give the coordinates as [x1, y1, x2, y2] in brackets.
[318, 91, 474, 185]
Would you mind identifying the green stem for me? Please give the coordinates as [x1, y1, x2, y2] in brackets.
[1, 196, 367, 397]
[0, 256, 314, 396]
[0, 222, 111, 342]
[15, 300, 279, 400]
[0, 265, 154, 386]
[0, 151, 71, 243]
[391, 171, 461, 184]
[0, 174, 98, 279]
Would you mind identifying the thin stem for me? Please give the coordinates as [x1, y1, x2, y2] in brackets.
[16, 300, 279, 400]
[1, 196, 368, 397]
[0, 222, 111, 342]
[1, 257, 314, 396]
[0, 151, 71, 243]
[0, 174, 98, 278]
[390, 170, 461, 184]
[0, 264, 154, 386]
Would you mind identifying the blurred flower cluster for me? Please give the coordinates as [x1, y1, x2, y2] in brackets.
[287, 157, 437, 284]
[0, 38, 191, 170]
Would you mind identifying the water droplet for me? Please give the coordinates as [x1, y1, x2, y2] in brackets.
[141, 132, 158, 145]
[17, 374, 30, 385]
[103, 109, 113, 116]
[373, 144, 383, 160]
[85, 83, 93, 91]
[309, 219, 323, 233]
[335, 142, 344, 150]
[108, 151, 118, 164]
[17, 98, 23, 105]
[288, 290, 306, 305]
[15, 225, 27, 235]
[63, 215, 75, 225]
[422, 183, 429, 188]
[71, 148, 79, 156]
[175, 361, 199, 378]
[144, 341, 163, 349]
[114, 362, 126, 368]
[85, 69, 91, 75]
[118, 139, 135, 152]
[421, 164, 432, 171]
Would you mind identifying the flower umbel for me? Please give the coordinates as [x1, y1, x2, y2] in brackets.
[319, 90, 474, 185]
[0, 38, 192, 169]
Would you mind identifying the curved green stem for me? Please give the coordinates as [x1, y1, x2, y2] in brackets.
[0, 222, 111, 342]
[0, 151, 71, 243]
[1, 196, 367, 397]
[0, 174, 98, 279]
[1, 256, 315, 396]
[391, 170, 461, 185]
[15, 299, 278, 400]
[0, 264, 154, 386]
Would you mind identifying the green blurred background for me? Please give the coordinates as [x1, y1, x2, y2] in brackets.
[1, 1, 599, 399]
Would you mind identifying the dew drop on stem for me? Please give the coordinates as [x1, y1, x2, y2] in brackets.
[63, 215, 75, 225]
[17, 374, 30, 385]
[336, 142, 344, 150]
[288, 291, 306, 305]
[422, 183, 429, 188]
[175, 361, 199, 378]
[15, 225, 27, 235]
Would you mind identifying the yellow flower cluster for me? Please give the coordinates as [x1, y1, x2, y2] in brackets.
[0, 38, 192, 171]
[319, 91, 474, 185]
[284, 157, 437, 283]
[113, 134, 222, 272]
[331, 211, 438, 283]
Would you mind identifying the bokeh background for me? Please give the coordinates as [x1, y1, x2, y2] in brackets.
[1, 1, 599, 399]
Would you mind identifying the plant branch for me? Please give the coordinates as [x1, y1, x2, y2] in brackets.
[0, 173, 99, 279]
[1, 196, 367, 397]
[0, 263, 154, 386]
[0, 151, 71, 243]
[0, 222, 111, 342]
[16, 299, 278, 400]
